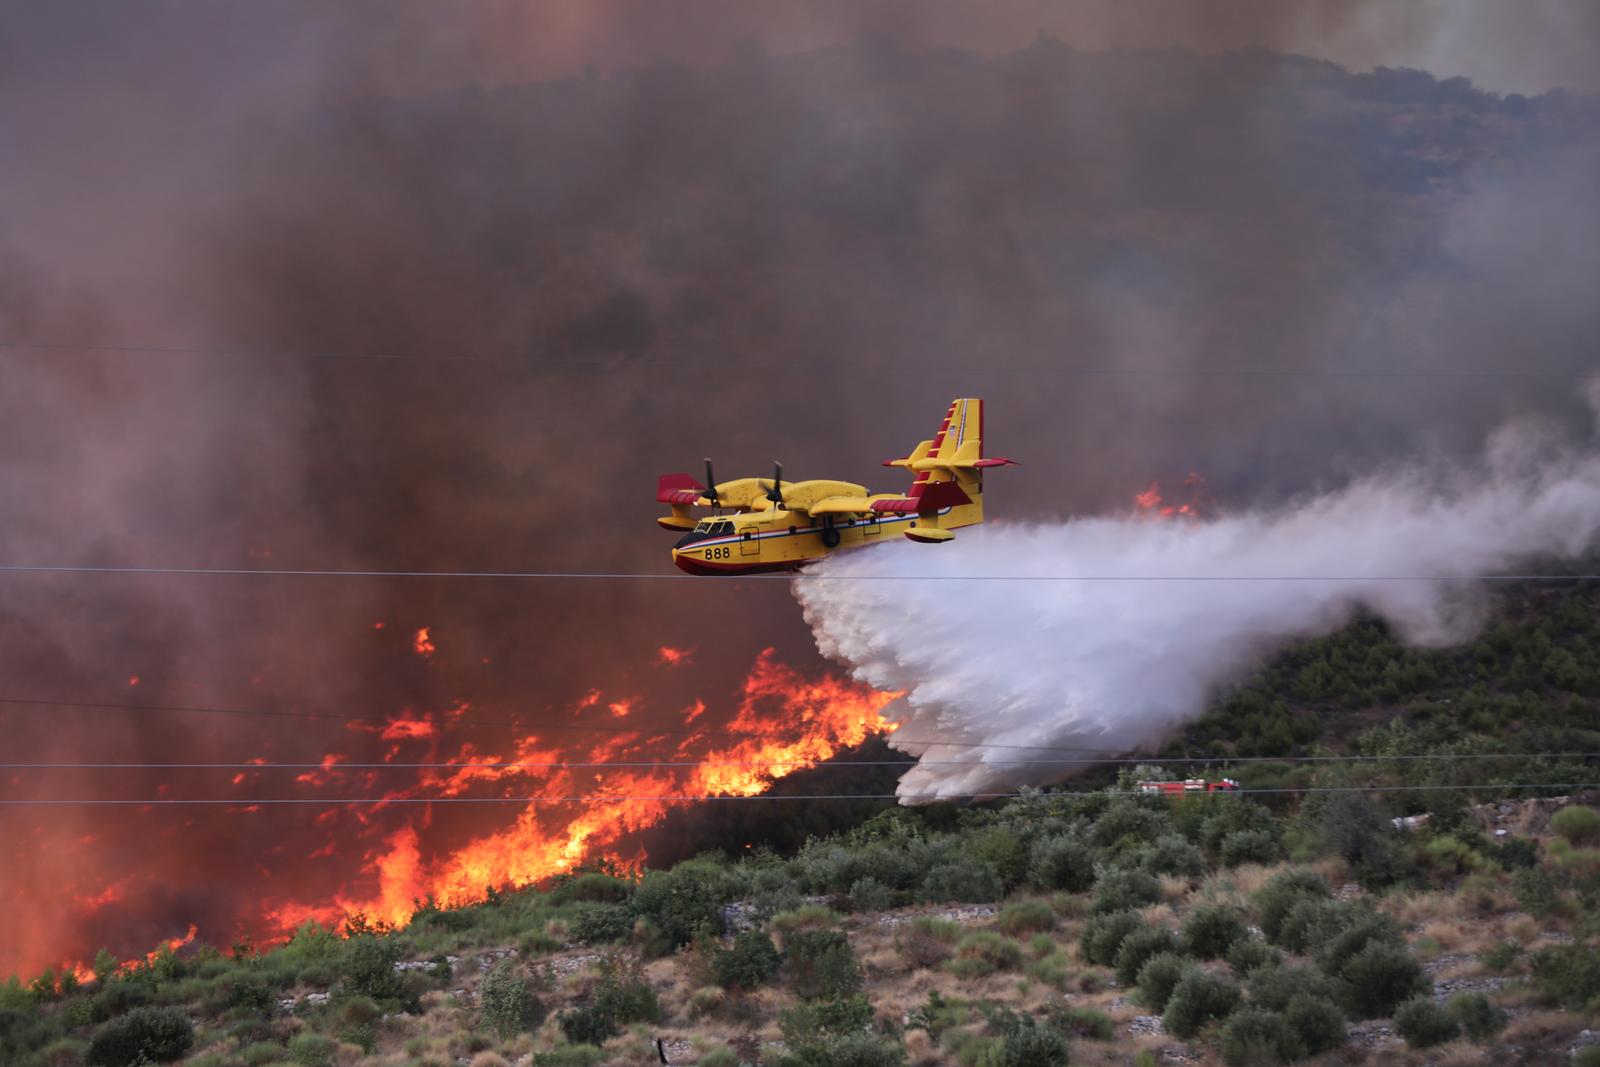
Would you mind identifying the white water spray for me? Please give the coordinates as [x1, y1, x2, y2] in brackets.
[794, 407, 1600, 801]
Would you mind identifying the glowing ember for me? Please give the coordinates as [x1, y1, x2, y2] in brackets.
[413, 628, 436, 657]
[1133, 472, 1212, 519]
[656, 646, 692, 666]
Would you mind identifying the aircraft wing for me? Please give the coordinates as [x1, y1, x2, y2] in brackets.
[656, 473, 708, 506]
[807, 494, 894, 516]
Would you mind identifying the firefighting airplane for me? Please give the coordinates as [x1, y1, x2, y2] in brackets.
[657, 397, 1016, 575]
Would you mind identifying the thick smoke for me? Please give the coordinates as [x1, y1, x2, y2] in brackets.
[796, 401, 1600, 800]
[2, 1, 1600, 976]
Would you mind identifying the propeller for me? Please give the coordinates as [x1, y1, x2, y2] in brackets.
[702, 458, 721, 511]
[765, 461, 784, 508]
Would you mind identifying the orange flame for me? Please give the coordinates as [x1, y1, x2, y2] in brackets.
[413, 628, 435, 657]
[656, 646, 692, 666]
[1133, 471, 1212, 520]
[266, 649, 899, 930]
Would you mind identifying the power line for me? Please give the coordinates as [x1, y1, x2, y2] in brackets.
[0, 339, 1583, 379]
[0, 783, 1590, 806]
[5, 695, 1600, 760]
[5, 752, 1596, 771]
[1, 564, 1598, 582]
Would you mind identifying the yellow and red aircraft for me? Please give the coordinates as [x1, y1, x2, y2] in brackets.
[657, 397, 1016, 575]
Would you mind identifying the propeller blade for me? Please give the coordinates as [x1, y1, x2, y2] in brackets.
[766, 461, 784, 504]
[703, 458, 719, 506]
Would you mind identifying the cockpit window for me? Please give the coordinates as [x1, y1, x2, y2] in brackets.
[694, 521, 712, 533]
[715, 521, 733, 535]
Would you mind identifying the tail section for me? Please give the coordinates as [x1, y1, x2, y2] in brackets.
[882, 398, 1017, 533]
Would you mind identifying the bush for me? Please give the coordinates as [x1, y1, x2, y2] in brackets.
[1493, 836, 1540, 870]
[1227, 938, 1280, 977]
[1219, 830, 1281, 867]
[1028, 835, 1097, 893]
[1090, 869, 1162, 914]
[1394, 997, 1458, 1048]
[532, 1048, 605, 1067]
[557, 956, 659, 1044]
[917, 861, 1003, 904]
[1115, 926, 1180, 987]
[1139, 835, 1208, 878]
[1552, 805, 1600, 845]
[1310, 904, 1404, 975]
[1513, 866, 1561, 917]
[1274, 898, 1342, 955]
[997, 900, 1055, 935]
[1283, 995, 1347, 1057]
[994, 1020, 1069, 1067]
[570, 904, 634, 945]
[480, 960, 546, 1037]
[1576, 1049, 1600, 1067]
[777, 1030, 906, 1067]
[340, 936, 402, 1001]
[713, 931, 782, 991]
[895, 917, 958, 969]
[631, 861, 736, 949]
[1339, 942, 1429, 1020]
[1080, 910, 1143, 966]
[1052, 1005, 1114, 1040]
[951, 932, 1024, 978]
[548, 870, 633, 904]
[286, 1033, 337, 1067]
[1135, 953, 1195, 1012]
[1090, 802, 1166, 851]
[1219, 1007, 1294, 1066]
[778, 993, 875, 1046]
[847, 878, 893, 914]
[85, 1006, 195, 1066]
[1253, 869, 1330, 944]
[1246, 964, 1343, 1014]
[557, 1005, 615, 1047]
[1448, 991, 1506, 1042]
[785, 930, 862, 1001]
[1530, 943, 1600, 1008]
[1182, 904, 1248, 960]
[1162, 970, 1241, 1039]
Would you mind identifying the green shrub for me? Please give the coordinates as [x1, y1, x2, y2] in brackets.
[1575, 1048, 1600, 1067]
[1052, 1004, 1114, 1040]
[1219, 830, 1281, 867]
[776, 1030, 906, 1067]
[713, 931, 782, 991]
[1226, 938, 1280, 977]
[950, 932, 1024, 977]
[84, 1006, 194, 1066]
[532, 1047, 605, 1067]
[1478, 941, 1520, 972]
[1079, 910, 1143, 966]
[1219, 1007, 1294, 1066]
[631, 860, 736, 949]
[969, 828, 1031, 889]
[1090, 802, 1166, 851]
[1530, 943, 1600, 1008]
[993, 1020, 1069, 1067]
[1448, 991, 1506, 1043]
[747, 866, 806, 920]
[848, 878, 893, 914]
[1181, 904, 1248, 960]
[340, 936, 402, 1001]
[556, 956, 659, 1044]
[1394, 997, 1458, 1048]
[1139, 835, 1207, 878]
[1338, 942, 1428, 1020]
[570, 903, 634, 944]
[286, 1032, 337, 1067]
[917, 861, 1003, 904]
[1252, 869, 1330, 944]
[1274, 897, 1342, 955]
[1310, 905, 1404, 975]
[1090, 869, 1162, 914]
[1283, 995, 1347, 1057]
[1162, 970, 1241, 1039]
[239, 1043, 286, 1067]
[1246, 964, 1342, 1014]
[771, 904, 842, 933]
[1114, 926, 1180, 987]
[778, 993, 874, 1046]
[548, 870, 634, 904]
[480, 960, 546, 1037]
[997, 900, 1055, 935]
[1513, 866, 1561, 917]
[1552, 805, 1600, 845]
[1493, 836, 1540, 870]
[785, 930, 862, 1001]
[1026, 951, 1071, 989]
[1028, 835, 1097, 893]
[1135, 953, 1195, 1012]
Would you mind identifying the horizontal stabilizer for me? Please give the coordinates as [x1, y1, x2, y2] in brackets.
[656, 473, 706, 505]
[872, 480, 972, 514]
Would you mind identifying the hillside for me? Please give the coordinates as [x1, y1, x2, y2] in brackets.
[5, 587, 1599, 1067]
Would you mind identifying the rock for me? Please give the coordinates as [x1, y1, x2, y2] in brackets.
[1129, 1015, 1165, 1037]
[1346, 1023, 1394, 1048]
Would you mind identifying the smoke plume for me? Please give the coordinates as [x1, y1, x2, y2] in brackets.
[796, 401, 1600, 800]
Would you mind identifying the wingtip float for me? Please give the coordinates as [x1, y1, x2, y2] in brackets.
[657, 397, 1017, 575]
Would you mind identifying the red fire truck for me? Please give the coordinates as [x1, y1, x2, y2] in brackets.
[1136, 778, 1241, 796]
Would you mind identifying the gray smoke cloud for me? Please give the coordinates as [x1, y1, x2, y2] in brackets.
[795, 395, 1600, 800]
